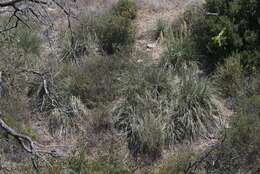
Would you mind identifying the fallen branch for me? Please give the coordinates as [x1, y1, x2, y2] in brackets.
[0, 112, 59, 171]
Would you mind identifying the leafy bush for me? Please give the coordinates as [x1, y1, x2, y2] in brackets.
[112, 0, 137, 20]
[239, 50, 260, 74]
[190, 0, 260, 70]
[96, 14, 135, 54]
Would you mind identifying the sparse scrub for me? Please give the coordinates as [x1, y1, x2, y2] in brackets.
[147, 150, 202, 174]
[23, 152, 133, 174]
[203, 95, 260, 173]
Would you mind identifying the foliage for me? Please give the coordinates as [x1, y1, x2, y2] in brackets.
[161, 33, 197, 71]
[113, 62, 223, 159]
[147, 150, 203, 174]
[203, 95, 260, 173]
[112, 0, 137, 20]
[15, 27, 42, 55]
[164, 64, 222, 144]
[96, 14, 135, 54]
[62, 15, 98, 61]
[23, 152, 133, 174]
[190, 0, 260, 70]
[64, 53, 131, 109]
[154, 18, 169, 39]
[214, 53, 244, 97]
[62, 0, 137, 57]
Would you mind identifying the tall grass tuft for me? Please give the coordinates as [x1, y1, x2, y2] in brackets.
[113, 61, 223, 159]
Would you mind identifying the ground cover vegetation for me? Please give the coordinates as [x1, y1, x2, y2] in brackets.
[0, 0, 260, 173]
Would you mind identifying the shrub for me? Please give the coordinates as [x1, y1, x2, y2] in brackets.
[62, 0, 137, 56]
[214, 53, 244, 97]
[62, 15, 98, 61]
[61, 52, 132, 108]
[112, 0, 137, 20]
[190, 0, 260, 70]
[96, 14, 135, 54]
[204, 95, 260, 173]
[239, 50, 260, 74]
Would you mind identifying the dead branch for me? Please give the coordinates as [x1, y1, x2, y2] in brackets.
[0, 112, 61, 171]
[0, 0, 76, 33]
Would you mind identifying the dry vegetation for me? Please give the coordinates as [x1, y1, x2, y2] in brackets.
[0, 0, 260, 173]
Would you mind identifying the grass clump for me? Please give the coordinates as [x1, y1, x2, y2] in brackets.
[62, 15, 98, 61]
[161, 35, 197, 71]
[15, 27, 42, 55]
[154, 18, 169, 40]
[113, 62, 223, 159]
[214, 53, 244, 98]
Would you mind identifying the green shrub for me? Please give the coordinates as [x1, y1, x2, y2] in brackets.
[190, 0, 260, 70]
[239, 50, 260, 74]
[113, 64, 167, 159]
[62, 0, 137, 56]
[96, 14, 135, 54]
[112, 0, 137, 20]
[61, 52, 132, 108]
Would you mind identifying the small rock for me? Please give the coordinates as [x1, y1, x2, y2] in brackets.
[147, 43, 156, 49]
